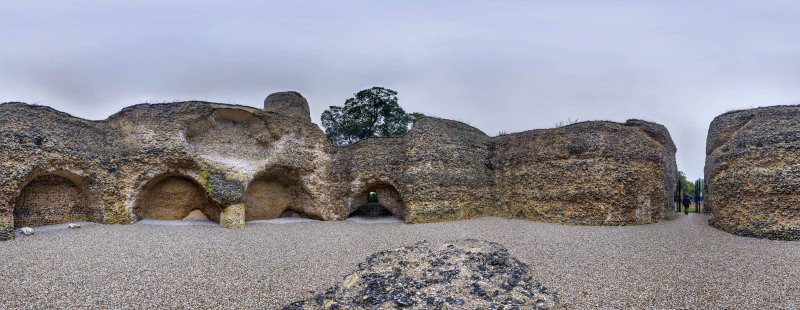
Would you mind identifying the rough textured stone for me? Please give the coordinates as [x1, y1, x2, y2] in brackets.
[330, 118, 677, 225]
[283, 239, 559, 309]
[0, 96, 677, 241]
[245, 167, 316, 221]
[13, 174, 96, 227]
[264, 91, 312, 122]
[0, 225, 12, 240]
[705, 105, 800, 240]
[0, 100, 332, 240]
[221, 203, 245, 229]
[491, 120, 678, 225]
[135, 175, 220, 221]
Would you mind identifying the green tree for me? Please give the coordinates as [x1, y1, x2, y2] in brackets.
[677, 171, 695, 196]
[409, 112, 427, 122]
[321, 87, 415, 146]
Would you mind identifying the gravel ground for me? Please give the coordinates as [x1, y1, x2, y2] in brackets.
[1, 214, 798, 309]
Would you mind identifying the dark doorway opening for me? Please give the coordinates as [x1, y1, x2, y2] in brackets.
[347, 184, 404, 219]
[349, 191, 393, 217]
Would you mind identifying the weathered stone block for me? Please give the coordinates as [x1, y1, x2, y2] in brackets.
[264, 91, 311, 122]
[705, 105, 800, 240]
[491, 120, 677, 225]
[221, 204, 245, 229]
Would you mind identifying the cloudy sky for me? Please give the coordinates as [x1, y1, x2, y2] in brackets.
[2, 1, 799, 180]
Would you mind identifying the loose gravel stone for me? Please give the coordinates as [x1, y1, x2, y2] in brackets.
[0, 214, 798, 308]
[283, 239, 558, 309]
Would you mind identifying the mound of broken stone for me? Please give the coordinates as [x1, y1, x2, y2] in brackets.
[284, 239, 558, 309]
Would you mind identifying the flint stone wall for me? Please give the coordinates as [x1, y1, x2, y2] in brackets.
[331, 118, 677, 225]
[491, 120, 677, 225]
[1, 94, 678, 240]
[0, 99, 333, 240]
[705, 105, 800, 240]
[330, 118, 497, 222]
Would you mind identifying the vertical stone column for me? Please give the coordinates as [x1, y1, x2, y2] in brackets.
[220, 203, 245, 229]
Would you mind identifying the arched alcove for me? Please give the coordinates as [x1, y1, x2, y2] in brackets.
[348, 183, 404, 218]
[134, 174, 220, 222]
[245, 168, 314, 221]
[13, 172, 97, 227]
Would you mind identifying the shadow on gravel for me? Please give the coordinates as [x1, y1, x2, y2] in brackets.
[136, 219, 219, 226]
[248, 218, 321, 225]
[345, 216, 403, 224]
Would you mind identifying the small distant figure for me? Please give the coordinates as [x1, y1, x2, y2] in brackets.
[682, 194, 691, 215]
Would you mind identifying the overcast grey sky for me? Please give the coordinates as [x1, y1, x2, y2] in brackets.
[2, 1, 799, 180]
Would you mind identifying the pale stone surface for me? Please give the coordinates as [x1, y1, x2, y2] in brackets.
[182, 209, 209, 221]
[221, 204, 245, 229]
[136, 176, 219, 222]
[245, 174, 313, 221]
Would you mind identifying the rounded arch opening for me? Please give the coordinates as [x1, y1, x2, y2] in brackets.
[134, 173, 220, 223]
[245, 167, 314, 221]
[13, 171, 99, 228]
[347, 182, 404, 219]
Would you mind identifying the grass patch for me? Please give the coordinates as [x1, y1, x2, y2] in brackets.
[679, 203, 704, 213]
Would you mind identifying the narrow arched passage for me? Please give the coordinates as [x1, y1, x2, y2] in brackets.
[134, 174, 220, 222]
[347, 183, 405, 219]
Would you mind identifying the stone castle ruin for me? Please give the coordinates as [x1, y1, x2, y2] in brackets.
[706, 105, 800, 240]
[0, 92, 678, 240]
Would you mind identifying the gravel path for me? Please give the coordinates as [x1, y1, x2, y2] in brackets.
[1, 214, 798, 309]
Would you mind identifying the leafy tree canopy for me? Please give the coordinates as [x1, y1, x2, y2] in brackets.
[677, 171, 703, 197]
[321, 87, 419, 146]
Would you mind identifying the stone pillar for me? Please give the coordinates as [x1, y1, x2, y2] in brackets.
[264, 91, 312, 122]
[220, 203, 245, 229]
